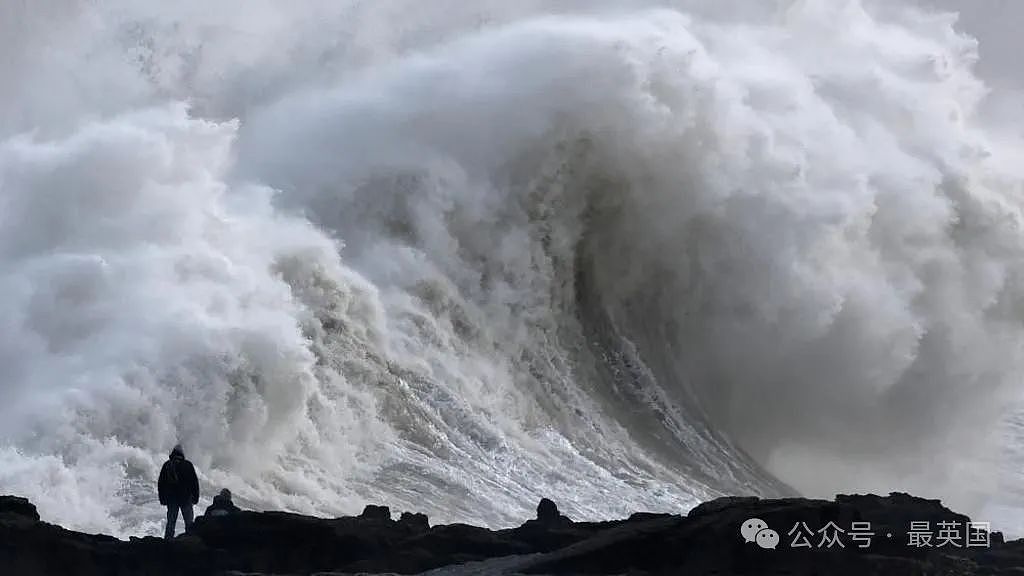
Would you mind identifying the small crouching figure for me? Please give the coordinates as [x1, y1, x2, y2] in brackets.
[205, 488, 241, 517]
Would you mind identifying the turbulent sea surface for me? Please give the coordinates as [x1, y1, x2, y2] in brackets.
[2, 0, 1024, 538]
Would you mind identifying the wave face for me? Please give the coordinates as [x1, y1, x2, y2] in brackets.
[2, 0, 1024, 536]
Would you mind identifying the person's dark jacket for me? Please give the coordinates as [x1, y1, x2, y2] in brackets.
[157, 447, 199, 506]
[205, 489, 241, 516]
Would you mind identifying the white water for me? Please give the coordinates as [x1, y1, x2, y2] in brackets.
[2, 0, 1023, 538]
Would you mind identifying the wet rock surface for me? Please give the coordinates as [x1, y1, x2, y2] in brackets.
[1, 492, 1021, 575]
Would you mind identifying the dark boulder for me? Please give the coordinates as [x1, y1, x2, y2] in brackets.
[504, 498, 591, 554]
[537, 497, 559, 521]
[359, 504, 391, 521]
[0, 495, 40, 521]
[398, 511, 429, 531]
[528, 497, 572, 527]
[688, 496, 760, 519]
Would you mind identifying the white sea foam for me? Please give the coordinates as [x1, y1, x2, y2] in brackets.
[1, 0, 1023, 537]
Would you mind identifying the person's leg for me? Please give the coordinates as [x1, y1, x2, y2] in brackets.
[164, 505, 179, 540]
[182, 503, 194, 532]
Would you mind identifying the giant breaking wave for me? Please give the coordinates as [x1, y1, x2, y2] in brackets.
[2, 0, 1023, 537]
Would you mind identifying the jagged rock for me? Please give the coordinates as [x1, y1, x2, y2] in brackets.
[506, 499, 593, 554]
[521, 492, 1006, 575]
[688, 496, 760, 519]
[359, 505, 391, 521]
[0, 495, 40, 521]
[628, 512, 674, 522]
[537, 497, 559, 521]
[526, 497, 572, 528]
[398, 511, 429, 531]
[1, 492, 1022, 575]
[346, 523, 533, 574]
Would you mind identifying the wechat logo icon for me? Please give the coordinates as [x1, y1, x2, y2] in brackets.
[741, 518, 780, 550]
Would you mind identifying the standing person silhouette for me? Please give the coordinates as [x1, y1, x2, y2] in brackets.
[157, 444, 199, 539]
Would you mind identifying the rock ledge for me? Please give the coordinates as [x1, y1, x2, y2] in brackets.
[1, 492, 1020, 575]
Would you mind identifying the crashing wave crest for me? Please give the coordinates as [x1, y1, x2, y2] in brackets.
[1, 0, 1023, 536]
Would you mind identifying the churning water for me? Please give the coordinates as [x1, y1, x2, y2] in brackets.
[2, 0, 1024, 538]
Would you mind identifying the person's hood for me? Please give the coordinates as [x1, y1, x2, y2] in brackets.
[169, 444, 185, 460]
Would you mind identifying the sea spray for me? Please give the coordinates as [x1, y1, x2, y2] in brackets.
[1, 0, 1022, 537]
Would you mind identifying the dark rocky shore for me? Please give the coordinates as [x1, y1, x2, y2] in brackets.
[2, 492, 1023, 575]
